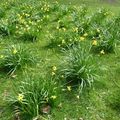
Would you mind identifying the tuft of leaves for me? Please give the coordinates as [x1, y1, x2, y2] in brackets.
[0, 44, 37, 74]
[59, 44, 97, 91]
[6, 74, 61, 120]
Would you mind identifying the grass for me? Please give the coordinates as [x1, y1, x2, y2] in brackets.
[0, 0, 120, 120]
[47, 0, 120, 14]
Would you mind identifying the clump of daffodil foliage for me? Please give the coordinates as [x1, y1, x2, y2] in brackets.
[59, 44, 97, 91]
[7, 73, 61, 120]
[0, 44, 36, 74]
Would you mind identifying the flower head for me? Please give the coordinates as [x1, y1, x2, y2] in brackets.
[0, 55, 4, 59]
[62, 39, 65, 44]
[56, 26, 59, 30]
[96, 28, 100, 33]
[61, 75, 64, 78]
[100, 50, 105, 55]
[73, 27, 78, 32]
[17, 93, 24, 102]
[80, 37, 85, 41]
[62, 28, 66, 31]
[51, 71, 55, 76]
[67, 86, 71, 91]
[52, 66, 57, 71]
[50, 95, 57, 100]
[13, 48, 17, 54]
[83, 33, 88, 37]
[76, 95, 80, 99]
[92, 40, 97, 46]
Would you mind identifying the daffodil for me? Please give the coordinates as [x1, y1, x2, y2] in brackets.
[17, 94, 24, 102]
[62, 39, 65, 44]
[56, 26, 59, 29]
[83, 33, 88, 37]
[67, 86, 71, 91]
[96, 28, 100, 33]
[13, 48, 17, 54]
[51, 72, 55, 76]
[55, 1, 58, 4]
[92, 40, 97, 46]
[80, 37, 85, 41]
[61, 75, 64, 78]
[16, 26, 18, 29]
[0, 55, 4, 59]
[100, 50, 105, 55]
[52, 66, 57, 71]
[50, 95, 57, 100]
[62, 28, 66, 31]
[76, 95, 80, 99]
[73, 27, 78, 32]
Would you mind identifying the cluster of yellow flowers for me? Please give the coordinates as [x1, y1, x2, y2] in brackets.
[91, 29, 106, 54]
[73, 27, 78, 33]
[56, 26, 67, 32]
[17, 93, 24, 102]
[51, 66, 57, 76]
[80, 33, 88, 41]
[0, 46, 18, 60]
[41, 3, 50, 12]
[15, 10, 43, 35]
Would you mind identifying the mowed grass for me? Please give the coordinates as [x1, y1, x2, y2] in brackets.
[0, 0, 120, 120]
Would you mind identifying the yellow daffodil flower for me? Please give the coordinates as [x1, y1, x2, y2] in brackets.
[80, 37, 85, 41]
[17, 94, 24, 102]
[100, 50, 105, 55]
[76, 95, 80, 99]
[62, 39, 65, 44]
[83, 33, 88, 37]
[52, 66, 57, 71]
[13, 49, 17, 54]
[58, 44, 61, 47]
[52, 72, 55, 76]
[67, 86, 71, 91]
[96, 29, 100, 33]
[92, 40, 97, 46]
[0, 55, 4, 59]
[56, 26, 59, 29]
[73, 27, 78, 32]
[61, 75, 64, 78]
[50, 95, 57, 100]
[63, 28, 66, 31]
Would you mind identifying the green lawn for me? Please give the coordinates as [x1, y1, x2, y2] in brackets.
[0, 0, 120, 120]
[47, 0, 120, 14]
